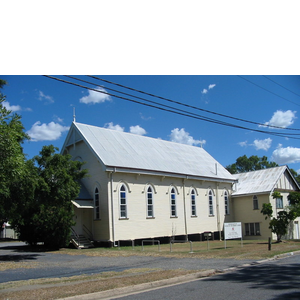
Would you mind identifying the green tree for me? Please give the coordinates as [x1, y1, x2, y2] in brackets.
[0, 80, 29, 233]
[226, 155, 278, 174]
[261, 191, 300, 242]
[10, 145, 87, 248]
[290, 169, 300, 185]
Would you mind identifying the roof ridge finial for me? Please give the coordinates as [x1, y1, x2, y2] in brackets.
[73, 107, 76, 122]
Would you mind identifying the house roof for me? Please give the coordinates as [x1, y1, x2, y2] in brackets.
[63, 122, 236, 183]
[231, 165, 299, 197]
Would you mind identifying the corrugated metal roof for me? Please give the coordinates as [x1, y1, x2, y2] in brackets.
[72, 122, 236, 182]
[232, 166, 287, 196]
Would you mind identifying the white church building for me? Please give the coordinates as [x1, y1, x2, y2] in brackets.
[61, 122, 300, 247]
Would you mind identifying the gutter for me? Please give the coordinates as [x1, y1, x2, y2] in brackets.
[105, 166, 237, 184]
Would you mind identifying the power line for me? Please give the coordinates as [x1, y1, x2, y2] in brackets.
[66, 75, 257, 131]
[263, 75, 300, 99]
[237, 75, 300, 107]
[88, 75, 300, 131]
[43, 75, 300, 140]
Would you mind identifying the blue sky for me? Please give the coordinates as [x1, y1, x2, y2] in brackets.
[1, 75, 300, 174]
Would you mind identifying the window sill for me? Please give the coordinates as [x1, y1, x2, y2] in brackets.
[191, 215, 197, 218]
[209, 214, 215, 217]
[119, 218, 129, 220]
[170, 216, 178, 218]
[146, 217, 155, 219]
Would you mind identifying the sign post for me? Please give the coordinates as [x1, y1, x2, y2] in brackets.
[224, 222, 242, 249]
[203, 231, 212, 250]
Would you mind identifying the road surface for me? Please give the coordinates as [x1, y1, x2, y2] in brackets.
[111, 254, 300, 300]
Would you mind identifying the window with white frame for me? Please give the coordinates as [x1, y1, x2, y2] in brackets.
[253, 195, 259, 210]
[94, 187, 100, 219]
[208, 190, 214, 215]
[147, 186, 154, 218]
[224, 190, 229, 215]
[170, 187, 177, 217]
[120, 184, 127, 218]
[191, 189, 196, 216]
[276, 197, 283, 209]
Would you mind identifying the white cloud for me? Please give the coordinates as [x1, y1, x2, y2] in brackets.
[261, 110, 297, 128]
[238, 141, 248, 147]
[104, 122, 124, 132]
[271, 144, 300, 165]
[130, 125, 147, 135]
[253, 138, 272, 151]
[201, 84, 216, 94]
[38, 91, 54, 103]
[2, 101, 21, 112]
[27, 121, 69, 141]
[170, 128, 206, 147]
[80, 87, 111, 104]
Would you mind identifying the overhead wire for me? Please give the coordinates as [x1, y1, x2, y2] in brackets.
[87, 75, 300, 131]
[65, 75, 253, 131]
[237, 75, 300, 107]
[263, 75, 300, 99]
[43, 75, 300, 140]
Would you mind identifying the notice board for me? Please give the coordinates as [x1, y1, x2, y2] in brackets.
[224, 222, 242, 240]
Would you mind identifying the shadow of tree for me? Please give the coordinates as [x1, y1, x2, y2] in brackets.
[0, 243, 57, 253]
[0, 254, 41, 261]
[0, 243, 57, 262]
[204, 260, 300, 299]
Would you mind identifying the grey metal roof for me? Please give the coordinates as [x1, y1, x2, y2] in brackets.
[232, 166, 287, 197]
[71, 122, 236, 182]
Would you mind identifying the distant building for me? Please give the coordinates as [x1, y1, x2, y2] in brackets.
[232, 166, 300, 240]
[61, 122, 300, 247]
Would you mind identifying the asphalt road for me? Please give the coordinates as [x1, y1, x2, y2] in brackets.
[0, 241, 257, 283]
[112, 254, 300, 300]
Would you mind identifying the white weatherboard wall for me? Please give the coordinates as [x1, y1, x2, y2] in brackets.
[110, 172, 233, 242]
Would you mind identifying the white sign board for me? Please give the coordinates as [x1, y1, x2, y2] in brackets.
[224, 222, 242, 240]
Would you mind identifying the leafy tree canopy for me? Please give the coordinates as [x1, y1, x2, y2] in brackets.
[0, 80, 29, 228]
[1, 80, 87, 248]
[10, 145, 87, 248]
[226, 155, 278, 174]
[261, 191, 300, 242]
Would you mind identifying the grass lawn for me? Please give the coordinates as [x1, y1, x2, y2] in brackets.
[1, 239, 300, 300]
[59, 238, 300, 260]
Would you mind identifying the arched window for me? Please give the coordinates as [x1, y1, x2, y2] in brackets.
[191, 189, 196, 216]
[208, 190, 214, 216]
[224, 190, 229, 215]
[120, 185, 127, 218]
[147, 186, 154, 217]
[94, 187, 100, 219]
[170, 187, 177, 217]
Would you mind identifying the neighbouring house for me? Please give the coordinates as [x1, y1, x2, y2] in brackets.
[232, 166, 300, 240]
[61, 122, 300, 247]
